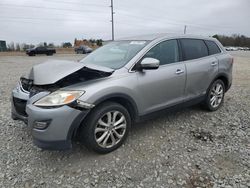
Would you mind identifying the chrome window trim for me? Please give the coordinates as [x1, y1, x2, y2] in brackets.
[128, 38, 225, 73]
[128, 38, 180, 73]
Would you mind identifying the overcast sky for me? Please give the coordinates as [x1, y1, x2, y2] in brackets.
[0, 0, 250, 45]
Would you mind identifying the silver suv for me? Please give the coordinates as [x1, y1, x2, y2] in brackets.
[11, 34, 233, 153]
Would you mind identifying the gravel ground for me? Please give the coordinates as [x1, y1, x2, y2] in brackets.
[0, 52, 249, 188]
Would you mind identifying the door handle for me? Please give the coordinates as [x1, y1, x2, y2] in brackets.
[176, 69, 184, 75]
[211, 62, 218, 66]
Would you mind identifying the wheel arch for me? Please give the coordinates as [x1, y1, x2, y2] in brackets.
[93, 93, 139, 122]
[212, 73, 230, 92]
[68, 93, 139, 141]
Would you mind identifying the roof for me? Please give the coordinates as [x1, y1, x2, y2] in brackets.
[118, 33, 215, 41]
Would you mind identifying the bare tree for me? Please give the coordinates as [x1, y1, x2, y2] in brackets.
[48, 43, 55, 48]
[7, 42, 15, 51]
[16, 43, 20, 51]
[213, 34, 250, 47]
[62, 42, 72, 48]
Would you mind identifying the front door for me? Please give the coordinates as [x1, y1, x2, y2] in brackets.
[136, 39, 186, 115]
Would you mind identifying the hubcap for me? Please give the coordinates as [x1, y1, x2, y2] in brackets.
[210, 83, 224, 108]
[95, 111, 127, 148]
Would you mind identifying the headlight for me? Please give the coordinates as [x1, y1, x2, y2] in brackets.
[34, 90, 85, 107]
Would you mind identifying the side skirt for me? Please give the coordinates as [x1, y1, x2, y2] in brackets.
[136, 95, 206, 123]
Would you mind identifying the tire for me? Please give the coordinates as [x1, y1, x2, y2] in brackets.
[203, 79, 225, 111]
[80, 102, 131, 154]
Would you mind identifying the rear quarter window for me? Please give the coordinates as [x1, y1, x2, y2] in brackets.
[204, 40, 221, 55]
[180, 39, 208, 61]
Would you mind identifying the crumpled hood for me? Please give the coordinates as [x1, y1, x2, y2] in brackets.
[29, 60, 114, 85]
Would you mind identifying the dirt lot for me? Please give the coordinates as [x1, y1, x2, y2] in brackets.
[0, 52, 249, 188]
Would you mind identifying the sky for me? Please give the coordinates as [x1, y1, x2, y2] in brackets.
[0, 0, 250, 45]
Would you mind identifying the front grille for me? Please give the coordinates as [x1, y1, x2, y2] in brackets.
[13, 97, 27, 117]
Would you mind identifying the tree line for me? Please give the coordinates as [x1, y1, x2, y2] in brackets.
[213, 34, 250, 47]
[6, 34, 250, 51]
[6, 38, 103, 51]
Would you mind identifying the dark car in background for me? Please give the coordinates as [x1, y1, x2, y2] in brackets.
[75, 45, 93, 54]
[26, 47, 56, 56]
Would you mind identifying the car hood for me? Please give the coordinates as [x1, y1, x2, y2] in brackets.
[29, 60, 114, 85]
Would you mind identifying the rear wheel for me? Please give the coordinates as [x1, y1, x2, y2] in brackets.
[80, 102, 131, 153]
[203, 79, 225, 111]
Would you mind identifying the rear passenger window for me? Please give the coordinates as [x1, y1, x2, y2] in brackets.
[144, 40, 179, 65]
[180, 39, 208, 61]
[205, 40, 221, 55]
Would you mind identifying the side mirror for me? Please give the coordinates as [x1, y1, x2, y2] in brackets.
[140, 57, 160, 70]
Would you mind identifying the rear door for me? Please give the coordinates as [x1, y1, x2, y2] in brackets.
[180, 39, 219, 100]
[136, 39, 186, 115]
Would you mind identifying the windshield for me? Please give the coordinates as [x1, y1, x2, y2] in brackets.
[80, 40, 149, 69]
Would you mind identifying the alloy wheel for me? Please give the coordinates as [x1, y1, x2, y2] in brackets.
[210, 82, 224, 108]
[94, 111, 127, 149]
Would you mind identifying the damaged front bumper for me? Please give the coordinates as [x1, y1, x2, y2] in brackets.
[11, 82, 92, 150]
[11, 82, 30, 123]
[26, 93, 90, 150]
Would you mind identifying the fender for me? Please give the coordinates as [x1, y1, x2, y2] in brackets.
[209, 72, 230, 93]
[67, 93, 139, 140]
[94, 93, 139, 118]
[206, 73, 231, 95]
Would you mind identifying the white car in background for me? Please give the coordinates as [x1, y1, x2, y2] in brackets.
[225, 46, 238, 51]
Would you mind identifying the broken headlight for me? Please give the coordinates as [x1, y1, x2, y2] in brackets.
[34, 90, 85, 107]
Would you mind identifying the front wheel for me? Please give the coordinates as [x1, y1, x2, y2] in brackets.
[80, 102, 131, 153]
[203, 79, 225, 111]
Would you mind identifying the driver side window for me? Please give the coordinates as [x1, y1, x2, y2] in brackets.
[144, 40, 179, 65]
